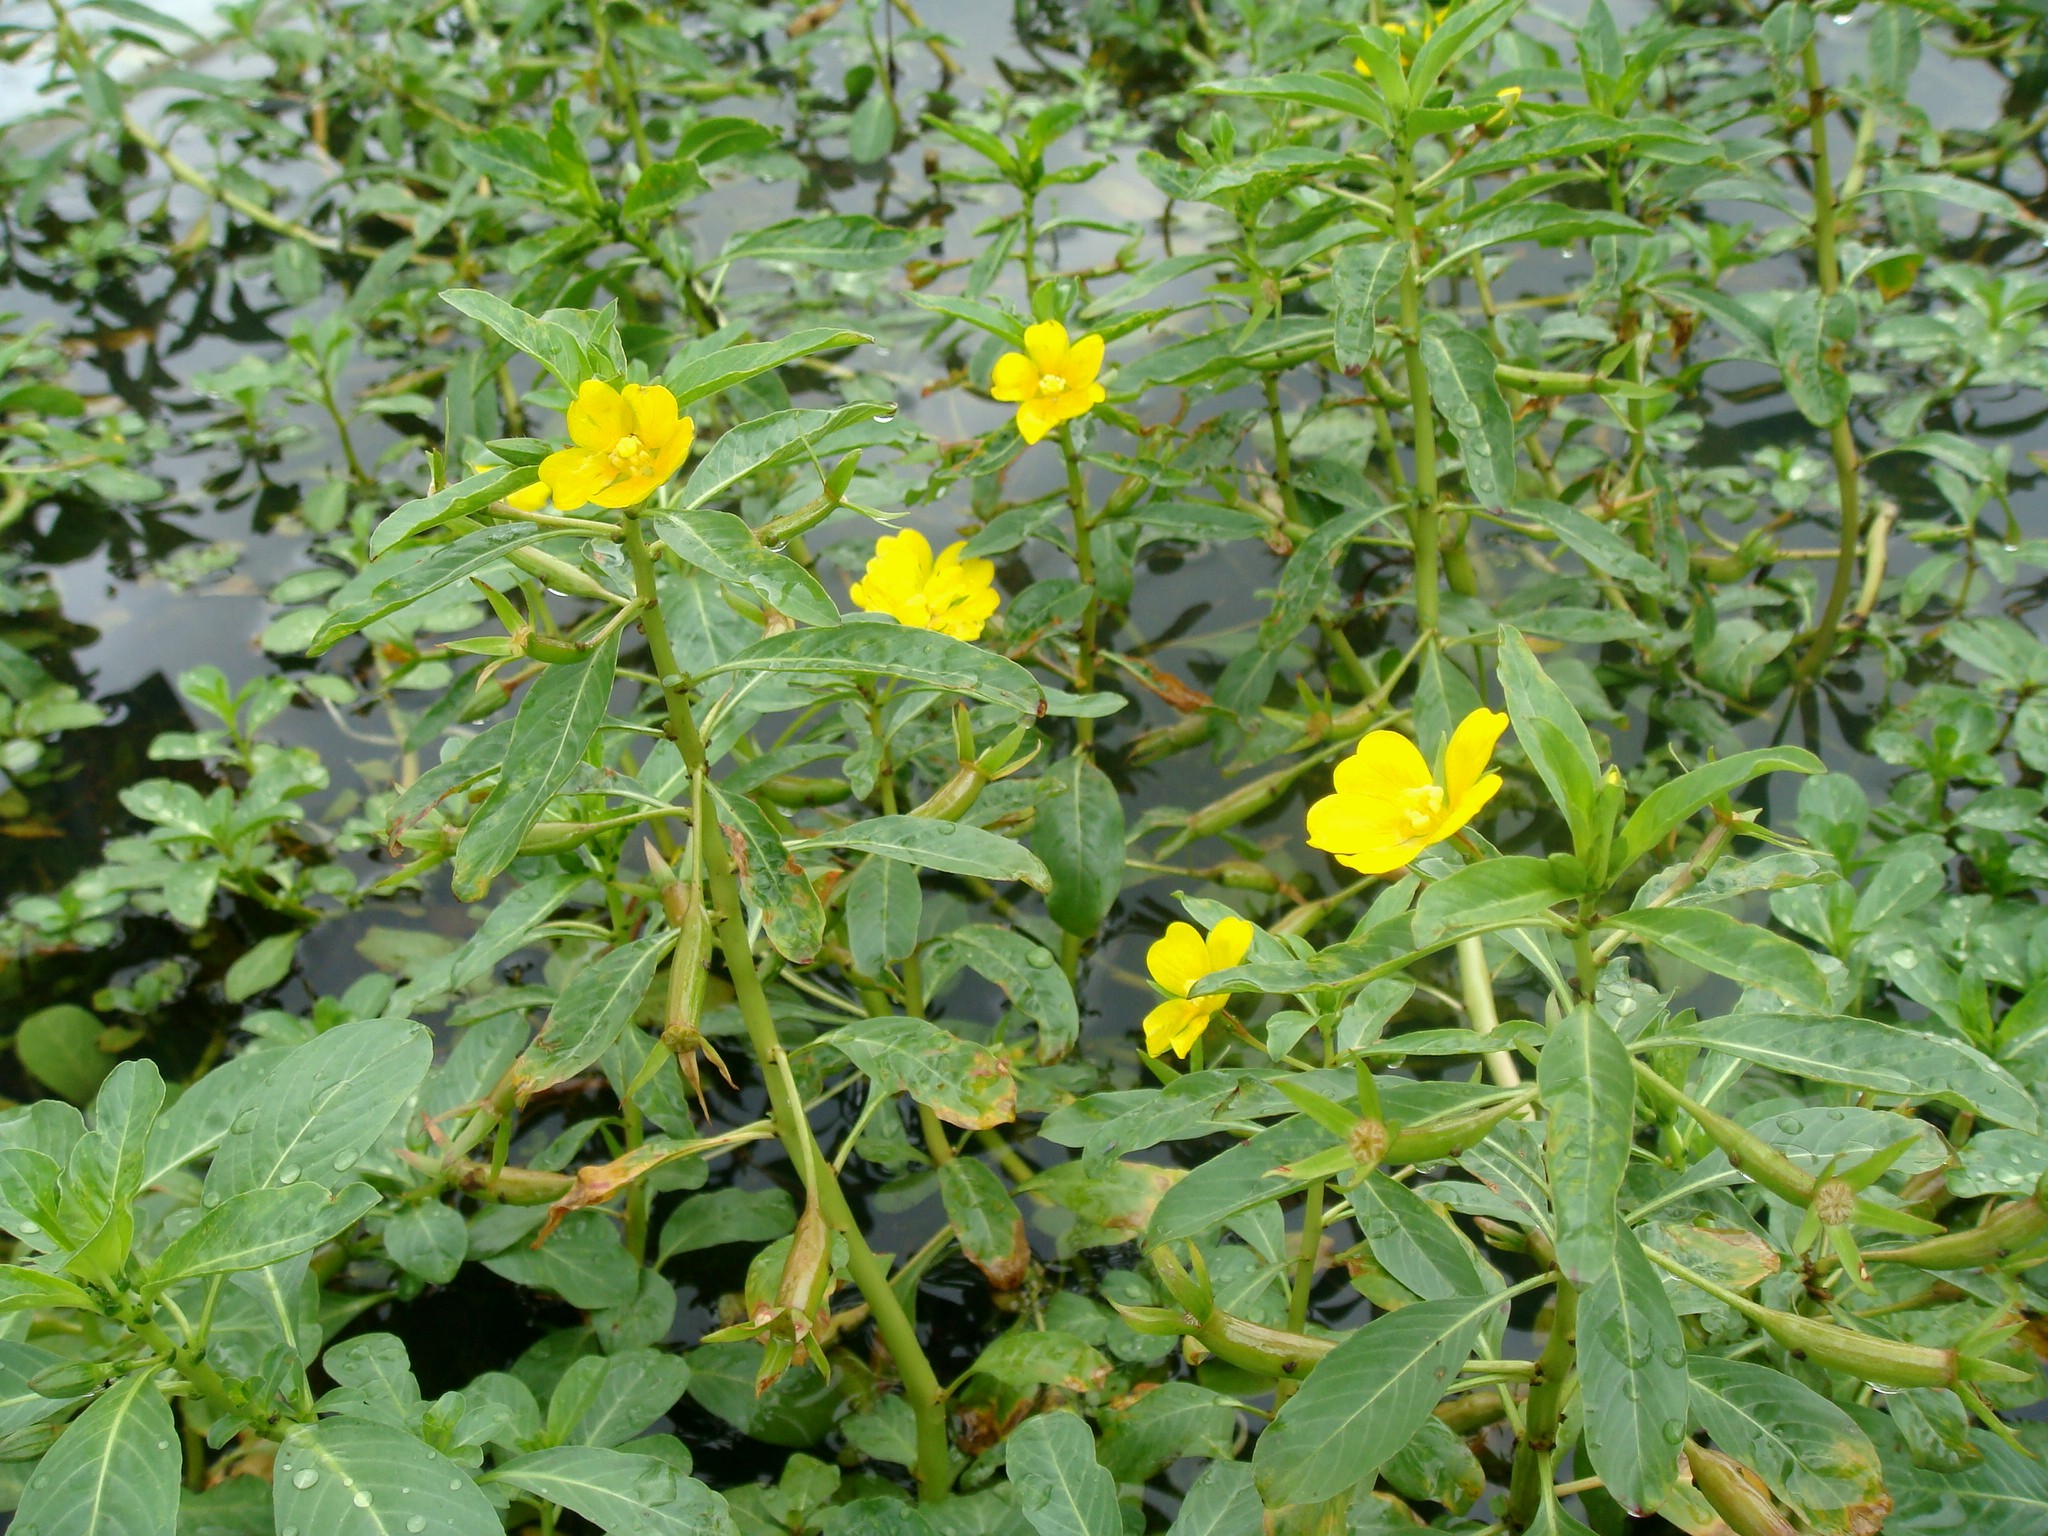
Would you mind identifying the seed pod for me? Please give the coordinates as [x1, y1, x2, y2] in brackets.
[1750, 1307, 1960, 1389]
[911, 761, 988, 823]
[1684, 1443, 1796, 1536]
[1866, 1195, 2048, 1270]
[1386, 1088, 1535, 1164]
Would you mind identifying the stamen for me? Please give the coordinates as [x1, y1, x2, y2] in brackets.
[1038, 374, 1068, 395]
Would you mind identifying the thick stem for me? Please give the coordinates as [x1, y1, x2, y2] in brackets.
[1457, 935, 1522, 1088]
[1503, 1279, 1577, 1529]
[1393, 139, 1441, 635]
[624, 517, 954, 1500]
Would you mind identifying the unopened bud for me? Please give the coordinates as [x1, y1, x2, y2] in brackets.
[1685, 1444, 1796, 1536]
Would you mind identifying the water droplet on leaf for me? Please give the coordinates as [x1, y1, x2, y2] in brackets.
[293, 1469, 318, 1490]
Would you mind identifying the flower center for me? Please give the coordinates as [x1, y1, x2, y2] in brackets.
[1038, 373, 1068, 395]
[1398, 785, 1446, 838]
[607, 433, 656, 475]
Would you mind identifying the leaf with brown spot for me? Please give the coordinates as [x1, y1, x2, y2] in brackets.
[828, 1016, 1015, 1130]
[940, 1156, 1029, 1289]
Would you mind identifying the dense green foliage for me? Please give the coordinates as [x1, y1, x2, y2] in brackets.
[5, 0, 2048, 1532]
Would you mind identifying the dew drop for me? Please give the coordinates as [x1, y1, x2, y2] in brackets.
[407, 1519, 428, 1534]
[332, 1152, 358, 1172]
[19, 1220, 39, 1234]
[279, 1165, 301, 1186]
[932, 820, 957, 835]
[231, 1108, 259, 1133]
[202, 1189, 223, 1208]
[1891, 950, 1918, 969]
[1661, 1420, 1685, 1444]
[284, 1527, 299, 1536]
[1616, 996, 1636, 1016]
[292, 1469, 318, 1490]
[353, 1491, 372, 1509]
[156, 1439, 170, 1450]
[1026, 948, 1054, 969]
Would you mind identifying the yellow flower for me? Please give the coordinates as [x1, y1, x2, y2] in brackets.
[989, 321, 1108, 445]
[537, 380, 695, 511]
[474, 462, 550, 514]
[1305, 708, 1508, 876]
[848, 528, 1000, 641]
[1142, 917, 1255, 1059]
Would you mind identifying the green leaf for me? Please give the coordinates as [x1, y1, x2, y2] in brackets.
[205, 1018, 432, 1200]
[273, 1418, 500, 1536]
[1498, 629, 1602, 859]
[1615, 747, 1823, 874]
[1413, 857, 1569, 945]
[848, 89, 898, 164]
[1516, 498, 1674, 597]
[1200, 72, 1392, 127]
[1033, 755, 1125, 937]
[924, 924, 1079, 1061]
[489, 1446, 734, 1536]
[1407, 0, 1522, 104]
[512, 933, 669, 1100]
[1098, 1382, 1238, 1484]
[442, 288, 597, 391]
[1352, 1172, 1490, 1301]
[662, 329, 870, 410]
[222, 931, 299, 1003]
[844, 856, 920, 978]
[798, 815, 1049, 890]
[1539, 1006, 1635, 1286]
[15, 1366, 176, 1536]
[15, 1005, 115, 1104]
[1674, 1013, 2036, 1131]
[1604, 908, 1829, 1012]
[482, 1209, 640, 1308]
[655, 512, 840, 628]
[1253, 1292, 1501, 1505]
[1420, 316, 1517, 508]
[1005, 1410, 1121, 1536]
[974, 1333, 1111, 1395]
[311, 524, 564, 656]
[699, 622, 1043, 716]
[383, 1200, 468, 1285]
[828, 1017, 1016, 1130]
[1331, 242, 1405, 371]
[708, 783, 825, 963]
[368, 465, 541, 557]
[1165, 1461, 1264, 1536]
[1429, 203, 1645, 273]
[147, 1181, 380, 1288]
[679, 404, 894, 511]
[1772, 290, 1855, 428]
[0, 1264, 103, 1313]
[557, 1349, 694, 1446]
[658, 1187, 796, 1266]
[1577, 1227, 1686, 1515]
[940, 1156, 1028, 1289]
[452, 630, 621, 901]
[709, 217, 934, 273]
[1689, 1355, 1887, 1534]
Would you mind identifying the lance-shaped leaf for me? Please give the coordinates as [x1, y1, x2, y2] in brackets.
[1689, 1355, 1888, 1535]
[679, 403, 896, 510]
[699, 623, 1044, 716]
[513, 932, 671, 1101]
[1498, 629, 1602, 858]
[655, 512, 840, 628]
[1421, 316, 1517, 509]
[1252, 1291, 1502, 1505]
[797, 814, 1049, 890]
[1413, 856, 1571, 945]
[1578, 1226, 1687, 1515]
[273, 1418, 500, 1536]
[1539, 1006, 1635, 1285]
[15, 1366, 176, 1536]
[708, 216, 936, 274]
[924, 924, 1079, 1061]
[488, 1445, 731, 1536]
[312, 524, 564, 655]
[1331, 242, 1405, 370]
[709, 782, 825, 963]
[1604, 908, 1829, 1013]
[369, 465, 543, 556]
[1772, 290, 1855, 428]
[146, 1181, 381, 1289]
[828, 1017, 1016, 1129]
[941, 1155, 1028, 1288]
[1615, 747, 1823, 874]
[1033, 754, 1125, 937]
[442, 288, 598, 392]
[453, 629, 620, 900]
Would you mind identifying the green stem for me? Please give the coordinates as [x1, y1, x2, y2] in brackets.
[1793, 39, 1862, 686]
[1393, 138, 1441, 636]
[623, 516, 954, 1500]
[1503, 1279, 1577, 1530]
[1276, 1178, 1327, 1406]
[1057, 423, 1098, 751]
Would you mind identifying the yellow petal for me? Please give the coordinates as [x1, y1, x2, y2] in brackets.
[504, 480, 550, 513]
[624, 383, 681, 448]
[990, 351, 1038, 403]
[1170, 999, 1222, 1057]
[1015, 396, 1064, 445]
[1144, 999, 1202, 1059]
[537, 448, 614, 511]
[647, 415, 694, 485]
[1022, 320, 1070, 373]
[1305, 791, 1408, 859]
[1334, 839, 1428, 876]
[1065, 332, 1105, 386]
[592, 471, 662, 509]
[1443, 708, 1509, 805]
[566, 380, 631, 452]
[1432, 772, 1503, 846]
[1331, 731, 1433, 798]
[1204, 915, 1254, 976]
[1146, 922, 1211, 999]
